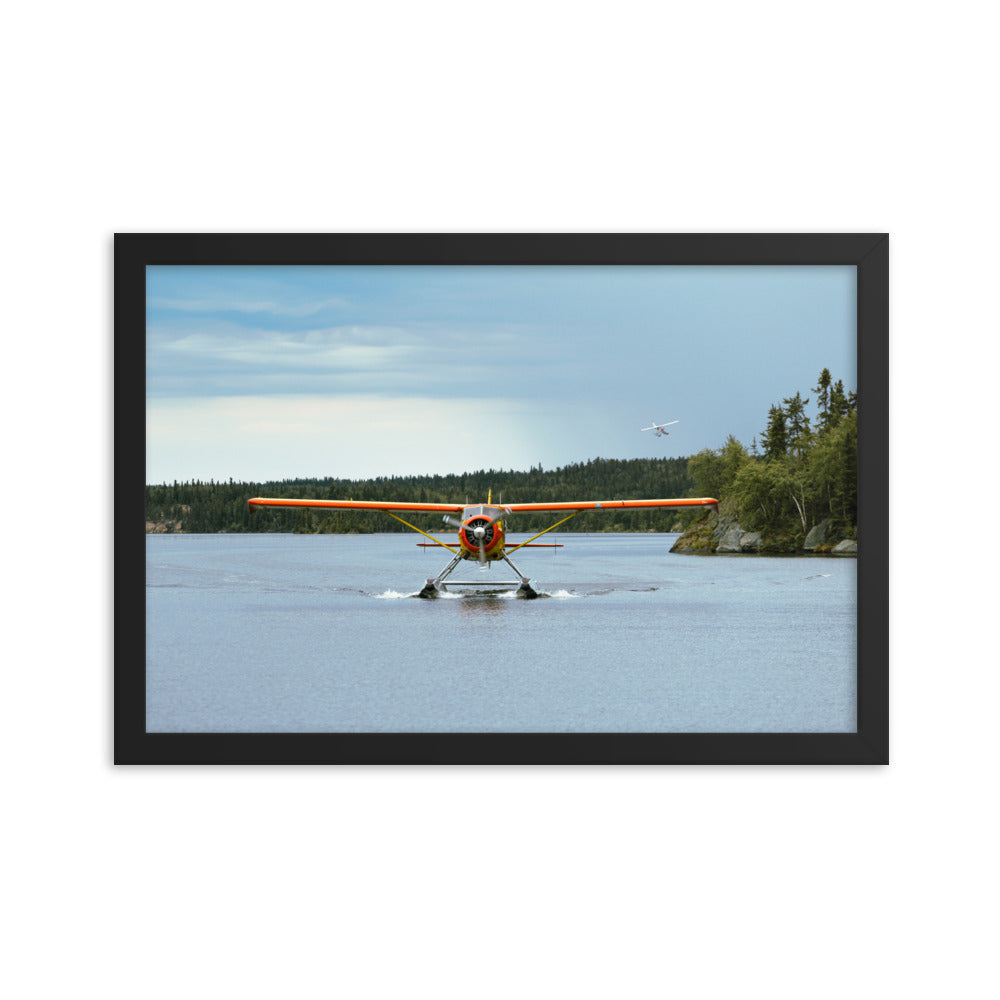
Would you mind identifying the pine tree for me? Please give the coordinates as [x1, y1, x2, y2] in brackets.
[828, 379, 849, 427]
[812, 368, 833, 431]
[760, 405, 788, 459]
[782, 391, 811, 457]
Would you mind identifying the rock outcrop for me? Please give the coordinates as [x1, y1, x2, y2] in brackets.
[803, 519, 832, 551]
[716, 525, 763, 553]
[145, 505, 191, 533]
[670, 508, 856, 556]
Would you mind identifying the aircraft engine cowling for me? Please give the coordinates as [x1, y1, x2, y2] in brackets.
[459, 516, 505, 561]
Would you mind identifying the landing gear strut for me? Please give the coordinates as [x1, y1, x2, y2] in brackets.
[417, 551, 538, 599]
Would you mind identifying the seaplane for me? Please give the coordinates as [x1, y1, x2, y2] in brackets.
[641, 419, 679, 438]
[248, 491, 718, 598]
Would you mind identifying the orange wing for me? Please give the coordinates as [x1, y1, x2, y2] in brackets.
[248, 497, 718, 513]
[248, 498, 465, 513]
[503, 498, 718, 512]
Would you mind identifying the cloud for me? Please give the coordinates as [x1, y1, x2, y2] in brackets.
[156, 328, 418, 372]
[147, 322, 421, 378]
[148, 294, 350, 317]
[145, 320, 581, 401]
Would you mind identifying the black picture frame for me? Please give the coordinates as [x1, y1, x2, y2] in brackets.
[118, 233, 888, 764]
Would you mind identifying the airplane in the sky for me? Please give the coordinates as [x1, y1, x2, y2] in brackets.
[248, 491, 718, 598]
[641, 419, 679, 438]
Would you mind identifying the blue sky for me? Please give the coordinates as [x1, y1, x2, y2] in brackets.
[146, 264, 856, 485]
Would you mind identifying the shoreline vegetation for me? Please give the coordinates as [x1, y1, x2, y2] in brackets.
[670, 367, 857, 556]
[145, 369, 856, 556]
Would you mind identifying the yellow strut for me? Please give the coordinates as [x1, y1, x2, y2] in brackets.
[385, 510, 458, 553]
[503, 511, 581, 552]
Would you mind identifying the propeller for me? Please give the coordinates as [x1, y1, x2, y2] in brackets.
[442, 508, 513, 563]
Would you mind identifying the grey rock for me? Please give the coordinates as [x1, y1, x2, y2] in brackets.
[716, 526, 745, 552]
[804, 519, 832, 551]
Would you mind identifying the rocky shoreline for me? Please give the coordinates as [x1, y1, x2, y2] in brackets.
[670, 511, 857, 556]
[146, 519, 184, 533]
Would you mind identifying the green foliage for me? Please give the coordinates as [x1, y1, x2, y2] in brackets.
[828, 379, 852, 428]
[781, 391, 812, 457]
[728, 371, 858, 540]
[807, 411, 858, 533]
[687, 435, 749, 500]
[813, 368, 832, 431]
[760, 405, 788, 458]
[731, 460, 797, 534]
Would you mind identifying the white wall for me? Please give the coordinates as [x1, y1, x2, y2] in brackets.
[7, 3, 993, 998]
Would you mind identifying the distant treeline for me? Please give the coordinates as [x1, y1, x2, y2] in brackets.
[687, 367, 858, 543]
[145, 456, 696, 534]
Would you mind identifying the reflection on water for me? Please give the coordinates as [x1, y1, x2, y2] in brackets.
[455, 594, 514, 617]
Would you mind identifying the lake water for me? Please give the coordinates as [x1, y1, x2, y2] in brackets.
[145, 533, 857, 733]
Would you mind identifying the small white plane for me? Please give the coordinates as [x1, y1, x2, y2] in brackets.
[641, 419, 679, 438]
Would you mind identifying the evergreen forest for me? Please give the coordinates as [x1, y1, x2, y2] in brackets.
[685, 367, 858, 544]
[145, 456, 695, 535]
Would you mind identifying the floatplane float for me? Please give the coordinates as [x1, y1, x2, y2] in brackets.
[248, 491, 718, 598]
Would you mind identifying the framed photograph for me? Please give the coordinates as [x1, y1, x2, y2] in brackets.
[118, 233, 887, 764]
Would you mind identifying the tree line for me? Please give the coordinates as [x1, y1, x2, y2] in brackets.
[145, 456, 696, 534]
[684, 368, 857, 542]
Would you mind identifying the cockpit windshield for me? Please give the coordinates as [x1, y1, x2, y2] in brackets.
[462, 505, 504, 520]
